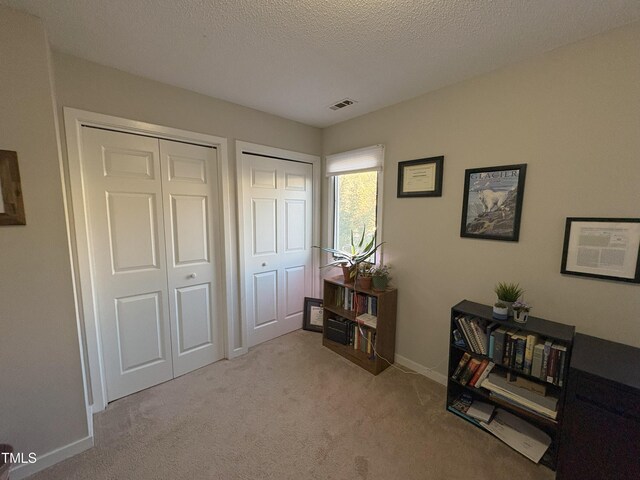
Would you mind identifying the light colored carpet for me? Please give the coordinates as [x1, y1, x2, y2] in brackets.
[28, 330, 552, 480]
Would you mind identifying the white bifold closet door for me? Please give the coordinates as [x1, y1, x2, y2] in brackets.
[82, 127, 222, 402]
[239, 153, 313, 347]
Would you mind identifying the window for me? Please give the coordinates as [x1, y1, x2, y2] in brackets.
[326, 145, 384, 256]
[334, 171, 378, 251]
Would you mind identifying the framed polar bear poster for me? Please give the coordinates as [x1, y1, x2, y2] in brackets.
[460, 164, 527, 241]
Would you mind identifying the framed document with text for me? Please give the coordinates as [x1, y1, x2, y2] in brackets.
[561, 218, 640, 283]
[397, 156, 444, 198]
[303, 297, 323, 332]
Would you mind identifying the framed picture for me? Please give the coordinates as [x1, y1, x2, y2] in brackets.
[561, 218, 640, 284]
[460, 164, 527, 241]
[303, 297, 324, 333]
[0, 150, 26, 226]
[397, 156, 444, 197]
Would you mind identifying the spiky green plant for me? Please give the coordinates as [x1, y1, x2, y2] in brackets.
[494, 282, 524, 302]
[313, 227, 384, 279]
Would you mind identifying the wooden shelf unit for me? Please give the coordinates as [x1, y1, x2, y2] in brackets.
[322, 277, 397, 375]
[446, 300, 575, 470]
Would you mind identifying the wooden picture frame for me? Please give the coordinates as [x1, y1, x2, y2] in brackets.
[397, 156, 444, 197]
[0, 150, 26, 226]
[303, 297, 323, 333]
[460, 164, 527, 241]
[561, 217, 640, 284]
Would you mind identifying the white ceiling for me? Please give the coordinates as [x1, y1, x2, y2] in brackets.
[4, 1, 640, 127]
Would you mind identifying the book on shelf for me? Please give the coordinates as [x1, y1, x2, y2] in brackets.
[469, 318, 487, 355]
[546, 343, 567, 386]
[454, 315, 499, 356]
[480, 409, 551, 463]
[555, 344, 567, 387]
[488, 331, 495, 360]
[531, 342, 545, 379]
[541, 340, 553, 381]
[459, 357, 482, 386]
[468, 359, 490, 387]
[356, 313, 377, 329]
[474, 361, 495, 388]
[451, 353, 471, 381]
[450, 392, 473, 414]
[492, 327, 508, 365]
[513, 333, 527, 372]
[513, 375, 547, 396]
[546, 344, 558, 384]
[450, 393, 495, 423]
[485, 321, 498, 358]
[524, 333, 539, 374]
[454, 316, 476, 353]
[467, 400, 495, 423]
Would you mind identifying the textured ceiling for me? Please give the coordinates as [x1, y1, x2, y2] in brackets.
[3, 0, 640, 127]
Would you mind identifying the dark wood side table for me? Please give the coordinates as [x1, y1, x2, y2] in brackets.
[556, 333, 640, 479]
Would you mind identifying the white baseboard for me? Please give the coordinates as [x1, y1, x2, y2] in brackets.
[395, 354, 448, 386]
[10, 435, 93, 480]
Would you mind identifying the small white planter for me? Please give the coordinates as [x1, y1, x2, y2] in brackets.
[514, 310, 530, 323]
[493, 305, 509, 320]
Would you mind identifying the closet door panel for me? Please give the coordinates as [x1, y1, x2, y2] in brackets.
[82, 127, 173, 402]
[160, 139, 223, 377]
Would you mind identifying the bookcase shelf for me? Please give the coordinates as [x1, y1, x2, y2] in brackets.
[322, 277, 397, 375]
[450, 343, 565, 390]
[446, 300, 575, 471]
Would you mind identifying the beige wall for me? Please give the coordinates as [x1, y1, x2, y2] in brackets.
[52, 52, 322, 354]
[323, 22, 640, 377]
[53, 51, 321, 157]
[0, 7, 88, 456]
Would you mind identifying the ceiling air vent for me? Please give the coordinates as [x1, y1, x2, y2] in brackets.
[329, 98, 357, 111]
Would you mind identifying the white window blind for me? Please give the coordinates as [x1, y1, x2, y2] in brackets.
[325, 144, 384, 177]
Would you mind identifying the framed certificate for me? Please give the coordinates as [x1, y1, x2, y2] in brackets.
[302, 297, 323, 332]
[397, 156, 444, 197]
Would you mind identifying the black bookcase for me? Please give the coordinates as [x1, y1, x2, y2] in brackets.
[446, 300, 575, 470]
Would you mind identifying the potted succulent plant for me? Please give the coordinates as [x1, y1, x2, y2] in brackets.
[356, 262, 374, 290]
[494, 282, 524, 316]
[370, 264, 391, 291]
[512, 300, 531, 323]
[492, 301, 509, 320]
[314, 227, 383, 284]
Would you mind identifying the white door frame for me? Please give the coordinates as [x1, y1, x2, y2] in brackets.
[236, 141, 321, 350]
[64, 107, 236, 413]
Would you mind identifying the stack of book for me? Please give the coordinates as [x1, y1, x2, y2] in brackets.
[449, 395, 551, 463]
[453, 315, 569, 387]
[451, 353, 496, 387]
[352, 323, 376, 357]
[453, 315, 497, 355]
[449, 393, 495, 423]
[481, 372, 559, 420]
[331, 286, 378, 315]
[492, 329, 568, 386]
